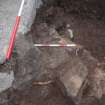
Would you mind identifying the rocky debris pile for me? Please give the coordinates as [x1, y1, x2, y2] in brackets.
[31, 21, 105, 104]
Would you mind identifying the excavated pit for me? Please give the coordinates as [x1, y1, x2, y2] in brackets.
[31, 0, 105, 104]
[1, 0, 105, 105]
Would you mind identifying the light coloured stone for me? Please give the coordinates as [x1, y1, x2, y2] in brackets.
[0, 0, 42, 63]
[18, 0, 42, 34]
[0, 71, 14, 93]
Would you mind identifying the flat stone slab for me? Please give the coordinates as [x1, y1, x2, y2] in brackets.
[0, 0, 21, 63]
[59, 56, 88, 98]
[0, 0, 42, 64]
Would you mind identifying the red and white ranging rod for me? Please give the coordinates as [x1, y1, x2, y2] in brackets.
[6, 0, 25, 60]
[34, 44, 77, 47]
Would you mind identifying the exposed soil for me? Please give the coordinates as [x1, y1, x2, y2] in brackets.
[31, 0, 105, 105]
[9, 82, 74, 105]
[34, 0, 105, 63]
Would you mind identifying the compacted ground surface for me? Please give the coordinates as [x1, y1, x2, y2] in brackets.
[1, 0, 105, 105]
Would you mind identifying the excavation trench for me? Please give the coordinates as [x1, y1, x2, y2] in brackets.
[30, 0, 105, 104]
[1, 0, 105, 105]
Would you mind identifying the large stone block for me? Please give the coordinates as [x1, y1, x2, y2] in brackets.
[59, 56, 88, 98]
[18, 0, 42, 34]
